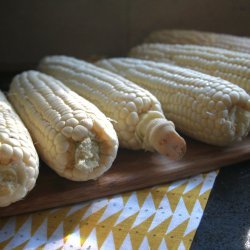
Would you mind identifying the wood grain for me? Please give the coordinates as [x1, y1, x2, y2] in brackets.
[0, 136, 250, 217]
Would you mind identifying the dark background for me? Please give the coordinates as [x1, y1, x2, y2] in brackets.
[1, 0, 250, 73]
[191, 161, 250, 250]
[0, 1, 249, 248]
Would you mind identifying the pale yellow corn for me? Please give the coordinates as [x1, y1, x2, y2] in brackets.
[129, 43, 250, 93]
[39, 55, 186, 160]
[145, 29, 250, 53]
[0, 90, 39, 207]
[8, 71, 118, 181]
[96, 58, 250, 146]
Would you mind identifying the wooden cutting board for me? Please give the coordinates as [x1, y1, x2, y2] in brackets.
[1, 136, 250, 217]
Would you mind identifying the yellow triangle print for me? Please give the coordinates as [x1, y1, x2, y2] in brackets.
[154, 185, 168, 193]
[148, 232, 165, 249]
[80, 206, 107, 246]
[199, 190, 211, 210]
[166, 192, 181, 213]
[96, 224, 112, 248]
[47, 207, 70, 238]
[129, 214, 155, 250]
[147, 216, 172, 249]
[151, 187, 167, 209]
[136, 189, 151, 208]
[182, 230, 197, 249]
[63, 206, 89, 243]
[0, 170, 218, 250]
[31, 210, 50, 235]
[0, 237, 13, 249]
[12, 240, 29, 250]
[112, 227, 129, 249]
[183, 183, 203, 214]
[96, 210, 123, 248]
[129, 230, 145, 250]
[113, 212, 139, 249]
[39, 243, 46, 249]
[166, 182, 188, 212]
[165, 219, 189, 249]
[121, 191, 133, 205]
[131, 213, 154, 234]
[15, 214, 30, 232]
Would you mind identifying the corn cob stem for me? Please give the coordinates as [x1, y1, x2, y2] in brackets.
[0, 91, 39, 207]
[8, 71, 118, 181]
[96, 58, 250, 146]
[39, 55, 186, 160]
[145, 29, 250, 53]
[136, 112, 186, 159]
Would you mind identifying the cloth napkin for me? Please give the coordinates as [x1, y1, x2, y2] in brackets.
[0, 171, 218, 250]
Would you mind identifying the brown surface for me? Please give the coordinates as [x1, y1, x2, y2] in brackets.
[0, 136, 250, 217]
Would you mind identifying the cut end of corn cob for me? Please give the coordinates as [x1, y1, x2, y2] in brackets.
[75, 138, 100, 171]
[39, 55, 187, 159]
[97, 57, 250, 146]
[8, 71, 119, 181]
[135, 111, 186, 160]
[0, 162, 29, 204]
[0, 91, 39, 207]
[149, 120, 186, 160]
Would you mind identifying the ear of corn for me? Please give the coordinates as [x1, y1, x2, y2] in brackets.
[145, 29, 250, 53]
[129, 43, 250, 94]
[0, 91, 39, 207]
[38, 55, 186, 160]
[96, 57, 250, 146]
[8, 71, 119, 181]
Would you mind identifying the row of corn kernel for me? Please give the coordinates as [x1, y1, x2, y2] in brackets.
[1, 29, 250, 207]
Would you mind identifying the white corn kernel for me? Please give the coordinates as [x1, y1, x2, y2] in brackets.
[62, 126, 74, 138]
[66, 118, 79, 127]
[0, 91, 39, 207]
[9, 71, 119, 181]
[129, 43, 250, 93]
[97, 57, 250, 146]
[72, 125, 89, 140]
[12, 147, 24, 161]
[39, 56, 186, 159]
[145, 29, 250, 53]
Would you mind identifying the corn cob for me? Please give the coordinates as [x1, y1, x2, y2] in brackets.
[96, 57, 250, 146]
[145, 29, 250, 54]
[129, 43, 250, 94]
[0, 91, 39, 207]
[39, 55, 186, 160]
[8, 71, 119, 181]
